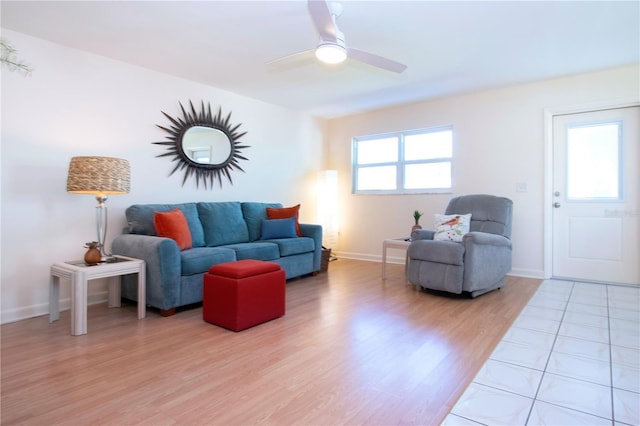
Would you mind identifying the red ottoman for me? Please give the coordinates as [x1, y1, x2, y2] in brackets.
[203, 260, 285, 331]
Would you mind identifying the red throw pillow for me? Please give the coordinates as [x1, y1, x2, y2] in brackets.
[266, 204, 301, 236]
[154, 209, 193, 250]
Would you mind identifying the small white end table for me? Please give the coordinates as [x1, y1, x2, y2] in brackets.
[49, 255, 145, 336]
[382, 238, 411, 279]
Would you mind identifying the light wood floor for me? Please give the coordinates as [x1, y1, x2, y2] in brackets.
[1, 259, 540, 425]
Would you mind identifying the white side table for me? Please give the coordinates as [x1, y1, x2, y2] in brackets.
[382, 238, 411, 279]
[49, 255, 146, 336]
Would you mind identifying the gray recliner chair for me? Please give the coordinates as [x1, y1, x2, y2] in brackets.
[407, 194, 513, 298]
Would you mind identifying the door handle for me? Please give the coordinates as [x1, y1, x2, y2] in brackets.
[554, 202, 561, 208]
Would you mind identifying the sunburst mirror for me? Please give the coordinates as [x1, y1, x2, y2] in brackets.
[153, 100, 249, 189]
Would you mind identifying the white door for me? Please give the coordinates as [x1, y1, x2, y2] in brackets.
[552, 106, 639, 285]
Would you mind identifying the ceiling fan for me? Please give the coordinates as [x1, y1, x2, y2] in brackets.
[269, 0, 407, 74]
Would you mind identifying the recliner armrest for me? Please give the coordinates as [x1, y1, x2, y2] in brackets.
[411, 229, 435, 241]
[461, 231, 512, 294]
[462, 231, 512, 248]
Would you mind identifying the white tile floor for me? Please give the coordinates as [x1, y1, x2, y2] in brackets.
[443, 279, 640, 425]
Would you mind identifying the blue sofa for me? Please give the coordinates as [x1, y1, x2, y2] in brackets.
[112, 202, 323, 315]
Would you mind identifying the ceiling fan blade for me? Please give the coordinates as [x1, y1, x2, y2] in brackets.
[266, 49, 316, 70]
[308, 0, 337, 42]
[347, 47, 407, 74]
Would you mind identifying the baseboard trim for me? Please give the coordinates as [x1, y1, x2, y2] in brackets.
[332, 251, 381, 263]
[1, 291, 108, 325]
[508, 268, 546, 279]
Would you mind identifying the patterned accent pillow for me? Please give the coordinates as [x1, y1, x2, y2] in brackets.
[434, 213, 472, 242]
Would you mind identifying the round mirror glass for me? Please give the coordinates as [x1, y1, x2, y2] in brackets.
[182, 126, 232, 165]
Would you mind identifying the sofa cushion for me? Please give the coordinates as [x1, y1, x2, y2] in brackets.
[260, 218, 297, 240]
[268, 237, 315, 257]
[198, 202, 249, 246]
[154, 209, 193, 250]
[241, 202, 282, 242]
[180, 247, 237, 276]
[266, 204, 302, 236]
[221, 242, 280, 261]
[126, 203, 205, 247]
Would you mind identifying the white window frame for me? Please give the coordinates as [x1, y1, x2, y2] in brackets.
[352, 125, 453, 195]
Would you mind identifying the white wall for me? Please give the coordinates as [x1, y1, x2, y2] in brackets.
[3, 29, 637, 324]
[327, 65, 639, 278]
[1, 30, 326, 323]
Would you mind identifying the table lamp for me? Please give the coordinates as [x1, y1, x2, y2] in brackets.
[66, 156, 130, 258]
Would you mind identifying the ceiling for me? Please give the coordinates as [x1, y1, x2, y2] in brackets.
[2, 1, 638, 118]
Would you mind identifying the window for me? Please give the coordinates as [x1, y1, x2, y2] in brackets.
[352, 126, 453, 194]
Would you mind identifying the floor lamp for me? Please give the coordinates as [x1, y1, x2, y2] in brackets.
[317, 169, 339, 250]
[66, 156, 130, 258]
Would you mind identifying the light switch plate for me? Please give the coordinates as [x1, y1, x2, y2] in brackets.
[516, 182, 527, 193]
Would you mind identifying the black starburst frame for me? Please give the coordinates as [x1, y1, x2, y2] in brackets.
[153, 100, 249, 189]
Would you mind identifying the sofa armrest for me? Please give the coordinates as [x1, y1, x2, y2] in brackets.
[299, 223, 323, 272]
[112, 234, 182, 310]
[411, 229, 435, 241]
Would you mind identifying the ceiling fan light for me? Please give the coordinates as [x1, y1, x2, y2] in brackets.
[315, 43, 347, 64]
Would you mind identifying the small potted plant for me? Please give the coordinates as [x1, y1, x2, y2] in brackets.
[412, 210, 424, 232]
[84, 241, 102, 265]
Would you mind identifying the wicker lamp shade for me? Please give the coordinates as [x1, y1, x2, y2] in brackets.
[67, 156, 130, 195]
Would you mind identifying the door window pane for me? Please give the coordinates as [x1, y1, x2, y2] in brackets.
[567, 123, 621, 200]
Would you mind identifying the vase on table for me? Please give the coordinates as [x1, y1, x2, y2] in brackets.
[84, 242, 102, 265]
[412, 210, 424, 233]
